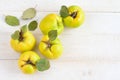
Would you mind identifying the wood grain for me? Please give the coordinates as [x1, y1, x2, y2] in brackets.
[0, 0, 120, 12]
[0, 60, 120, 80]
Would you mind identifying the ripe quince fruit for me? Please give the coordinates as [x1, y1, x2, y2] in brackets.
[61, 5, 85, 28]
[39, 35, 63, 59]
[18, 51, 40, 74]
[10, 31, 36, 53]
[39, 13, 64, 35]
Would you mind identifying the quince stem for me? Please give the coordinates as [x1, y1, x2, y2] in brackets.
[21, 58, 36, 67]
[26, 59, 35, 66]
[19, 30, 24, 41]
[70, 11, 77, 18]
[42, 40, 52, 50]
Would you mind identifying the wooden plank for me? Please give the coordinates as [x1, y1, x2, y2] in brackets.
[1, 32, 120, 61]
[0, 0, 120, 12]
[0, 0, 120, 80]
[0, 12, 120, 60]
[0, 60, 120, 80]
[1, 12, 120, 34]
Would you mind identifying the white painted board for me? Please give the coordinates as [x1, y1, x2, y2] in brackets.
[0, 0, 120, 80]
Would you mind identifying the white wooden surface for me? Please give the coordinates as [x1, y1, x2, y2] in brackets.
[0, 0, 120, 80]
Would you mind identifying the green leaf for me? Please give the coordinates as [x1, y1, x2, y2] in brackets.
[28, 20, 38, 31]
[22, 8, 36, 20]
[5, 15, 19, 26]
[11, 30, 20, 40]
[36, 58, 50, 71]
[48, 30, 57, 41]
[60, 5, 69, 18]
[21, 25, 27, 33]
